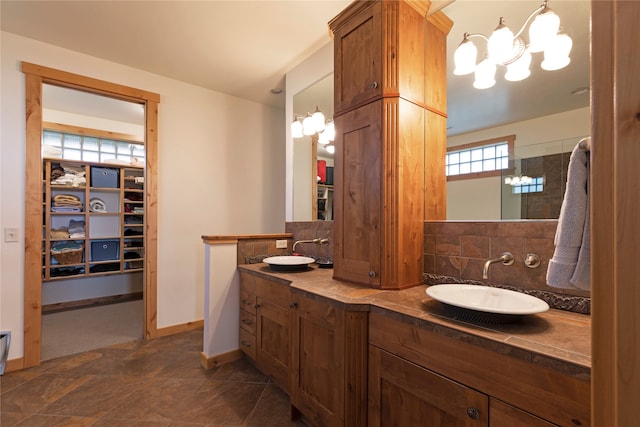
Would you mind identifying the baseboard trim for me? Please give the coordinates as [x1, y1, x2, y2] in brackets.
[42, 292, 144, 314]
[200, 349, 243, 370]
[4, 357, 24, 373]
[156, 319, 204, 337]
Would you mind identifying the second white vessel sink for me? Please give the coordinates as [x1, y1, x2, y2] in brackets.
[263, 256, 315, 271]
[426, 284, 549, 315]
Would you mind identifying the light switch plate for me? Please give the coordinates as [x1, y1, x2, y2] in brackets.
[4, 227, 19, 242]
[275, 239, 288, 249]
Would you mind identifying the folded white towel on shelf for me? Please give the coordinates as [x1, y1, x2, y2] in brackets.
[90, 198, 107, 213]
[546, 138, 591, 290]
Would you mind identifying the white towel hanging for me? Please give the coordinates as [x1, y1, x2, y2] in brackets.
[546, 138, 591, 290]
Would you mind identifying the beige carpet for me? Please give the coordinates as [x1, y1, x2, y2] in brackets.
[42, 300, 143, 361]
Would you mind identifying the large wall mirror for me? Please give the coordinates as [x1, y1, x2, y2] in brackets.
[292, 73, 334, 221]
[287, 0, 590, 221]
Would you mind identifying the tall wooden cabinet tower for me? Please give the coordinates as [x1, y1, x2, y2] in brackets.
[329, 0, 452, 289]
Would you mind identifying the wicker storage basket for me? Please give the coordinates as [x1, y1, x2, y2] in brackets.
[51, 247, 83, 265]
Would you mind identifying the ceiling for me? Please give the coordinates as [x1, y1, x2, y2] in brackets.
[1, 0, 590, 135]
[1, 0, 353, 108]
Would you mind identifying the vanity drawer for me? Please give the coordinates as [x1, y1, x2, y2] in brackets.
[239, 327, 256, 360]
[240, 309, 256, 335]
[240, 289, 257, 315]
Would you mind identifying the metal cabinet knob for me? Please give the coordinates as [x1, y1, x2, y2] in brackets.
[525, 253, 541, 268]
[466, 407, 480, 420]
[370, 81, 378, 89]
[289, 302, 297, 309]
[254, 303, 261, 309]
[368, 271, 376, 278]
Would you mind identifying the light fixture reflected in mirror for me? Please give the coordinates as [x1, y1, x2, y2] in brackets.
[453, 0, 572, 89]
[311, 106, 325, 133]
[302, 114, 315, 136]
[291, 106, 334, 143]
[325, 144, 335, 154]
[291, 116, 303, 138]
[504, 175, 534, 186]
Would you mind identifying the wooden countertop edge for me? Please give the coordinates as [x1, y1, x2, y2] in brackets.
[201, 233, 293, 244]
[237, 264, 379, 310]
[237, 263, 591, 377]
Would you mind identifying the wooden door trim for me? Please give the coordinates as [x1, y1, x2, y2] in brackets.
[22, 62, 160, 367]
[591, 2, 640, 425]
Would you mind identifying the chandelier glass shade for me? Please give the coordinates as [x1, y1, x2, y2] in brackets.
[291, 106, 335, 143]
[453, 0, 572, 89]
[291, 118, 303, 138]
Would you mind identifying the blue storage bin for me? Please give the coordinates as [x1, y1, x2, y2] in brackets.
[91, 167, 119, 188]
[91, 240, 120, 261]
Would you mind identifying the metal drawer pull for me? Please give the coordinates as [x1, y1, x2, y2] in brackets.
[370, 81, 378, 89]
[241, 341, 252, 347]
[466, 407, 480, 420]
[289, 302, 297, 309]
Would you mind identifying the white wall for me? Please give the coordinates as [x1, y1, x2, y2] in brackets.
[446, 107, 590, 220]
[0, 31, 285, 361]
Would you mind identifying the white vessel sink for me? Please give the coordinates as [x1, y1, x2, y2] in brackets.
[426, 284, 549, 315]
[263, 256, 315, 271]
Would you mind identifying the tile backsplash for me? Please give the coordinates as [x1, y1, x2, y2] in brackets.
[424, 220, 590, 298]
[285, 221, 333, 259]
[283, 220, 590, 300]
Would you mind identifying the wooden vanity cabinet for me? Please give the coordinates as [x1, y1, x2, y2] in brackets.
[368, 311, 590, 426]
[329, 0, 452, 290]
[290, 290, 368, 427]
[239, 272, 292, 393]
[369, 346, 558, 427]
[330, 0, 438, 114]
[489, 399, 557, 427]
[369, 345, 489, 426]
[332, 100, 382, 287]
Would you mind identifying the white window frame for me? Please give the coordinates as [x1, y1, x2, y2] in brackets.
[446, 135, 515, 181]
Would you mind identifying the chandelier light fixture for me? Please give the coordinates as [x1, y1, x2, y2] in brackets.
[504, 175, 534, 186]
[291, 105, 335, 144]
[453, 0, 572, 89]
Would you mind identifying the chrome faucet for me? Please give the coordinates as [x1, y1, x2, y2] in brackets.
[292, 238, 329, 253]
[482, 252, 514, 280]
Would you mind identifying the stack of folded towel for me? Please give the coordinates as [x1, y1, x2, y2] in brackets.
[50, 227, 69, 239]
[89, 198, 107, 213]
[52, 194, 83, 212]
[68, 219, 86, 239]
[51, 164, 86, 187]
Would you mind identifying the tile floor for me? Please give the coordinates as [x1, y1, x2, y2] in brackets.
[1, 328, 307, 426]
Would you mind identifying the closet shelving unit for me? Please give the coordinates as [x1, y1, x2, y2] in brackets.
[41, 158, 145, 281]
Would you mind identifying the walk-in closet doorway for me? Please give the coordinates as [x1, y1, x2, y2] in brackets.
[23, 63, 159, 367]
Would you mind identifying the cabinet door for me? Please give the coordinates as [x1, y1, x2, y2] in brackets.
[332, 1, 382, 113]
[490, 399, 558, 427]
[333, 100, 382, 287]
[256, 297, 291, 394]
[369, 345, 488, 427]
[291, 293, 346, 427]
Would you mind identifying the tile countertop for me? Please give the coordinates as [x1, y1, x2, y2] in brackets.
[237, 263, 591, 379]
